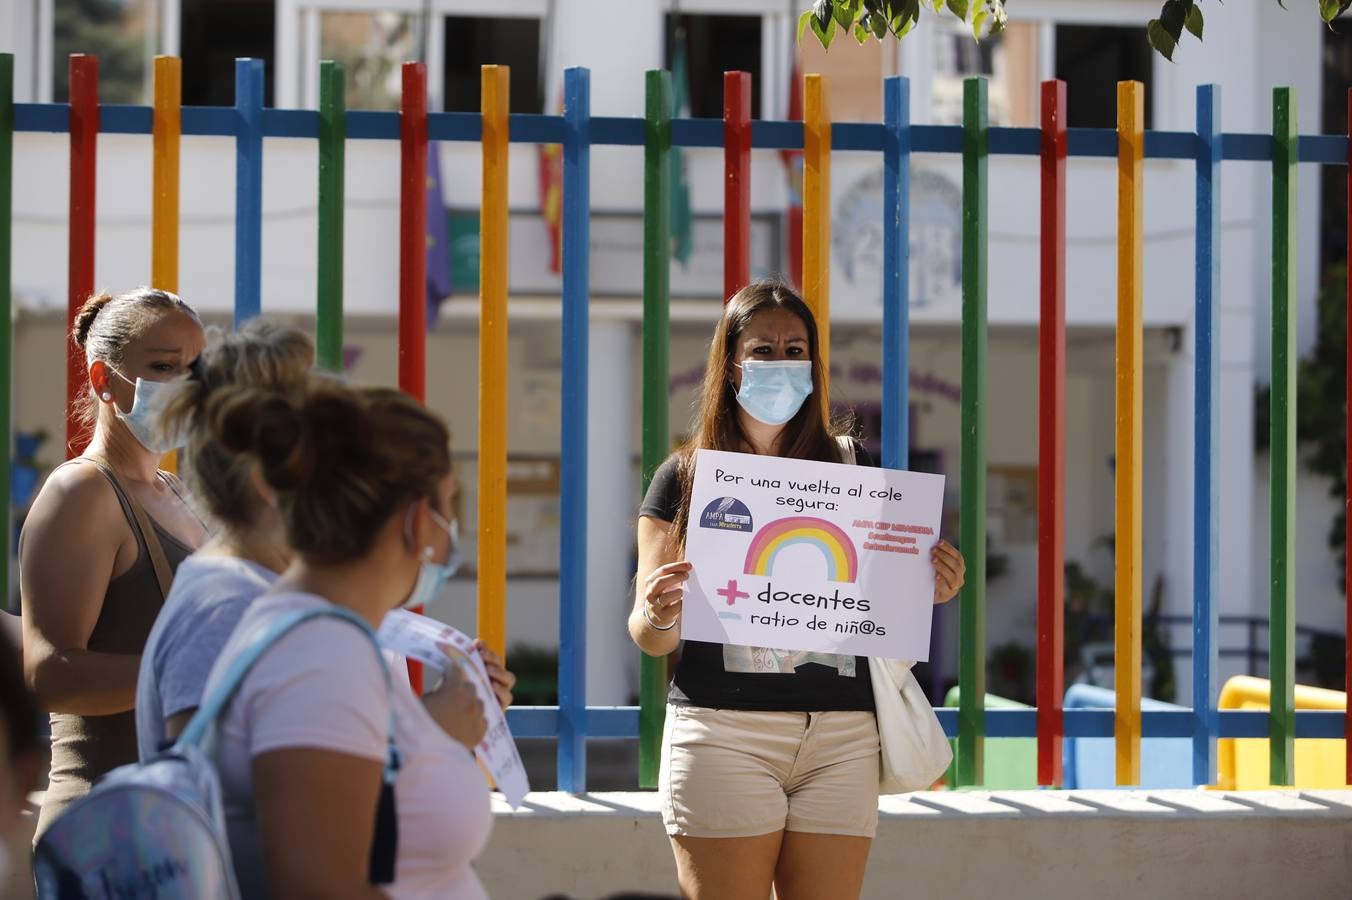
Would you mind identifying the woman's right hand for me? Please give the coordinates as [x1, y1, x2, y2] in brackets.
[642, 561, 692, 630]
[422, 662, 487, 751]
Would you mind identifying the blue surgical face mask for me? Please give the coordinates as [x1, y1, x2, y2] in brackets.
[108, 368, 191, 454]
[404, 506, 462, 609]
[734, 360, 813, 426]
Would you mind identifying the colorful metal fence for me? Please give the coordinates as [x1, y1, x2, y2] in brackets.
[2, 52, 1350, 791]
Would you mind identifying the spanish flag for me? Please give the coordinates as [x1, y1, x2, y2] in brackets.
[538, 89, 564, 274]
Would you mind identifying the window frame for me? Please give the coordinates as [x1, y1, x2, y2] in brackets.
[660, 2, 787, 129]
[280, 0, 549, 110]
[901, 2, 1168, 129]
[28, 0, 176, 103]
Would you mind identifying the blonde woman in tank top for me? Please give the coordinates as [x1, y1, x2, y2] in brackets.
[19, 288, 208, 836]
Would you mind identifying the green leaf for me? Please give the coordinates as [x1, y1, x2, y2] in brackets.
[853, 19, 871, 43]
[947, 0, 970, 21]
[1160, 0, 1188, 41]
[1319, 0, 1352, 22]
[797, 10, 815, 45]
[811, 9, 838, 50]
[972, 7, 988, 39]
[813, 0, 833, 31]
[1147, 18, 1177, 61]
[870, 8, 889, 36]
[834, 0, 863, 31]
[1185, 3, 1204, 38]
[897, 0, 921, 32]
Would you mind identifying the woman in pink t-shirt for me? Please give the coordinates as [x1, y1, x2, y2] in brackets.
[201, 381, 505, 899]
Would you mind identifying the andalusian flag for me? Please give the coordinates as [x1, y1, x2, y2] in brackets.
[670, 27, 694, 267]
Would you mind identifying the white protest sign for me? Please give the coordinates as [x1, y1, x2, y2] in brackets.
[377, 610, 530, 808]
[682, 449, 945, 661]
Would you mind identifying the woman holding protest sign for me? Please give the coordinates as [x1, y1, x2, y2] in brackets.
[630, 280, 966, 900]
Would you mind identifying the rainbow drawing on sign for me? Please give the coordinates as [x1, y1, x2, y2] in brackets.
[743, 517, 859, 584]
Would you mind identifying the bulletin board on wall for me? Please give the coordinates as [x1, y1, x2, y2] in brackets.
[988, 464, 1038, 545]
[454, 455, 562, 577]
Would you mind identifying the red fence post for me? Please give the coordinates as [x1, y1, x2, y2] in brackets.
[67, 55, 99, 457]
[1037, 79, 1067, 787]
[723, 70, 751, 303]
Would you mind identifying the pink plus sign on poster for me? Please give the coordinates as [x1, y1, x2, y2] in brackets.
[680, 449, 945, 661]
[716, 580, 750, 605]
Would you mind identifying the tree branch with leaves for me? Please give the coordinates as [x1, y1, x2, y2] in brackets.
[800, 0, 1352, 60]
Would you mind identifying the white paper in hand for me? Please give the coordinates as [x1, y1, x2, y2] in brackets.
[377, 610, 530, 807]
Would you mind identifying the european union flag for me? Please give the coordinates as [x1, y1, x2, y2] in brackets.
[426, 141, 453, 327]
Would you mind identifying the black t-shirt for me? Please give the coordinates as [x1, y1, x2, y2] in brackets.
[638, 441, 878, 712]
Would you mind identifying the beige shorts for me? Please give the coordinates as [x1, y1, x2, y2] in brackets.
[659, 705, 881, 839]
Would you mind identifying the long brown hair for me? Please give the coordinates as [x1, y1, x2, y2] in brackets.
[668, 280, 852, 547]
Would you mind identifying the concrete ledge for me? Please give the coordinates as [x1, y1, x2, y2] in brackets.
[9, 790, 1351, 899]
[481, 790, 1352, 900]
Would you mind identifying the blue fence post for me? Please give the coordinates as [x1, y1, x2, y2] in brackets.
[234, 58, 264, 326]
[882, 76, 911, 472]
[1193, 84, 1221, 787]
[558, 65, 591, 793]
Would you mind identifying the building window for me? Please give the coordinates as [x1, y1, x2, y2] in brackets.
[54, 0, 157, 103]
[930, 20, 1038, 127]
[442, 16, 543, 113]
[181, 0, 276, 106]
[1054, 24, 1153, 129]
[664, 13, 763, 119]
[319, 11, 417, 112]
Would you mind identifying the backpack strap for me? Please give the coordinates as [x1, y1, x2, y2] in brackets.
[177, 605, 402, 884]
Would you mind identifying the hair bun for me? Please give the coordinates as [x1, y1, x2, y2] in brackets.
[295, 387, 377, 479]
[208, 387, 311, 491]
[72, 292, 116, 350]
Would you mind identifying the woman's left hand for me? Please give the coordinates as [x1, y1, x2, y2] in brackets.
[474, 639, 516, 710]
[931, 540, 966, 605]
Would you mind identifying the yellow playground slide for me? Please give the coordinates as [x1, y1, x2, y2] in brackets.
[1215, 676, 1348, 790]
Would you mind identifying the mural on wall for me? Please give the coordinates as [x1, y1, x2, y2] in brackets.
[831, 166, 963, 321]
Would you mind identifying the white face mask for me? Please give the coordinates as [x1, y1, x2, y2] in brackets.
[402, 506, 462, 609]
[105, 368, 191, 454]
[734, 359, 814, 426]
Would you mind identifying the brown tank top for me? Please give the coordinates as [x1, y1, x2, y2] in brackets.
[35, 460, 196, 837]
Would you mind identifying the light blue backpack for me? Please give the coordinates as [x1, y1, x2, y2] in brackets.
[33, 605, 400, 899]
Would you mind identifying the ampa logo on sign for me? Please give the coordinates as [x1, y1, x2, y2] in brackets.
[699, 497, 753, 533]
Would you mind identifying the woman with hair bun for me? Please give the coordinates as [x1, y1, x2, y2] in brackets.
[134, 320, 314, 759]
[201, 381, 498, 899]
[20, 287, 207, 836]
